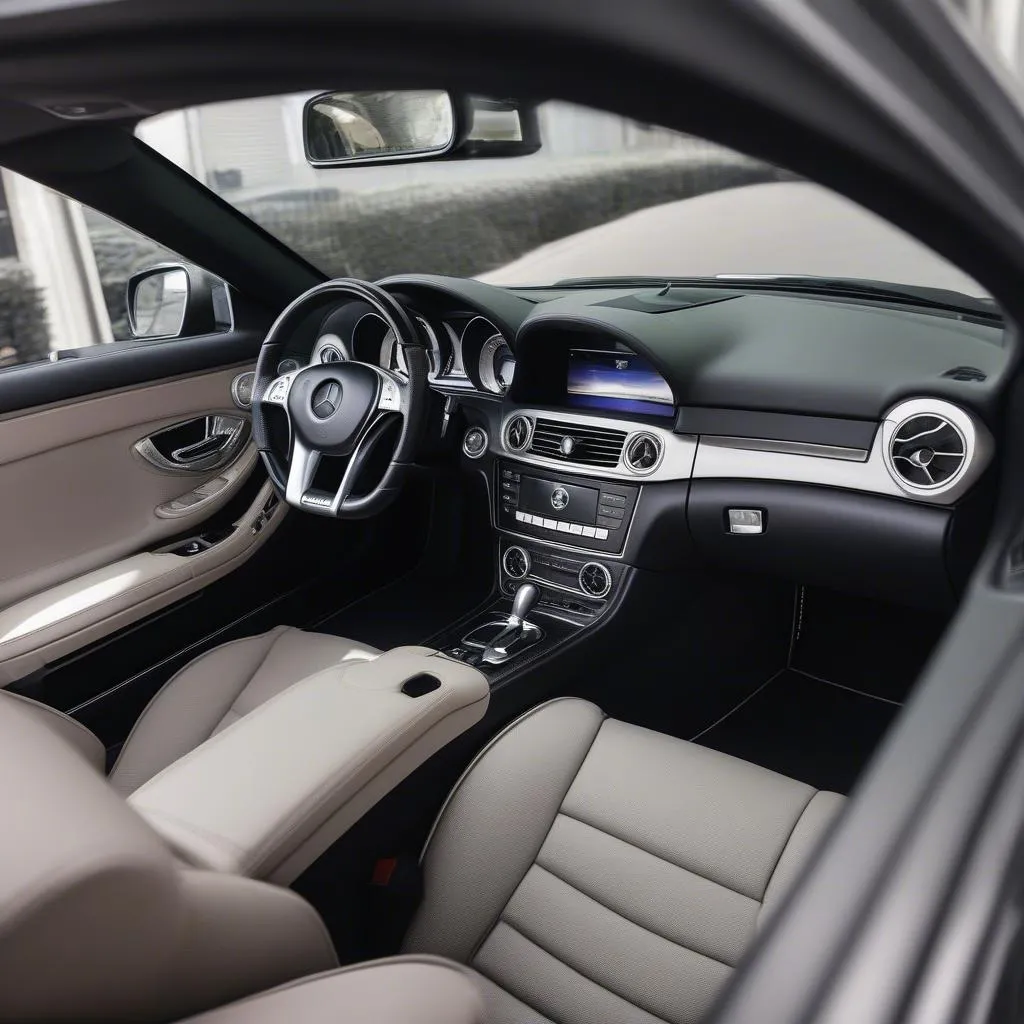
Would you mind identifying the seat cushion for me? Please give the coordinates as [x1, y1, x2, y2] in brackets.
[109, 627, 380, 795]
[404, 697, 845, 1024]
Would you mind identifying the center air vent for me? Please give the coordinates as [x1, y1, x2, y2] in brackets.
[888, 414, 967, 490]
[624, 432, 664, 474]
[529, 418, 627, 468]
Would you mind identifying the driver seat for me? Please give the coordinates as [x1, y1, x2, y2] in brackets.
[1, 626, 380, 792]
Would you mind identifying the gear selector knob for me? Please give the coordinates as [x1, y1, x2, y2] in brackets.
[510, 582, 540, 624]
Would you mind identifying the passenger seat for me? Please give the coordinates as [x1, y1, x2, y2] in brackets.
[0, 690, 842, 1023]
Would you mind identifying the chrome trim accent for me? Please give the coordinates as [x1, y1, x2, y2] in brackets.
[312, 332, 349, 364]
[504, 414, 533, 453]
[230, 372, 255, 410]
[526, 573, 593, 598]
[623, 431, 666, 475]
[578, 562, 613, 599]
[497, 407, 697, 483]
[462, 426, 489, 459]
[700, 435, 868, 463]
[502, 545, 531, 580]
[693, 397, 992, 506]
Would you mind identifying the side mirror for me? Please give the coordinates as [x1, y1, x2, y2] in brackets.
[127, 263, 232, 339]
[304, 91, 539, 167]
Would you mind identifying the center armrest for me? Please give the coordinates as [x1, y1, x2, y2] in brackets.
[129, 646, 489, 883]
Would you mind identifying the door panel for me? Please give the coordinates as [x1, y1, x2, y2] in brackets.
[0, 361, 284, 681]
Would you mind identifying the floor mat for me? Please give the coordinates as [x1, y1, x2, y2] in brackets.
[694, 668, 900, 794]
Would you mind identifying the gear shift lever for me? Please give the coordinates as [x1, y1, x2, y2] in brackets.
[480, 583, 544, 666]
[509, 583, 540, 626]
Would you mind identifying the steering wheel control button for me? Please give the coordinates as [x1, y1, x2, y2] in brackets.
[379, 377, 402, 412]
[462, 426, 488, 459]
[727, 509, 764, 535]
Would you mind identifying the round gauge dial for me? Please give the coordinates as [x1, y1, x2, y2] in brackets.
[478, 334, 516, 394]
[312, 333, 349, 364]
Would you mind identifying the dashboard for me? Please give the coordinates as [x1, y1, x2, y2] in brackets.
[255, 272, 1007, 611]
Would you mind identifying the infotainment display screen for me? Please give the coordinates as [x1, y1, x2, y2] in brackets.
[566, 349, 674, 417]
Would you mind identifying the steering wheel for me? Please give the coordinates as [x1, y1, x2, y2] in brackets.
[252, 279, 428, 518]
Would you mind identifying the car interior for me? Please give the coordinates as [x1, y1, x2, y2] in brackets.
[0, 4, 1018, 1024]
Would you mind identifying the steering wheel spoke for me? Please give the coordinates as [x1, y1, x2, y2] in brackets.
[284, 437, 325, 509]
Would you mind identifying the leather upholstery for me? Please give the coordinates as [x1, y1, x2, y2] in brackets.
[128, 647, 489, 881]
[110, 626, 380, 794]
[405, 698, 845, 1024]
[0, 693, 336, 1024]
[178, 957, 486, 1024]
[0, 686, 105, 771]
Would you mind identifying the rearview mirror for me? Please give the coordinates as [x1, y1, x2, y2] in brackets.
[305, 90, 456, 165]
[303, 91, 540, 167]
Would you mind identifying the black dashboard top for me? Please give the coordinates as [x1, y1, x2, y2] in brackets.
[383, 274, 1007, 427]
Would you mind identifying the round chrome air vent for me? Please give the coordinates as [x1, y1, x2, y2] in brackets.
[504, 415, 532, 453]
[624, 431, 664, 474]
[579, 562, 612, 599]
[888, 413, 967, 490]
[502, 545, 531, 580]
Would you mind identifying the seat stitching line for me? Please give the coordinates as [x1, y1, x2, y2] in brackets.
[755, 788, 818, 904]
[213, 628, 290, 736]
[556, 808, 765, 901]
[464, 712, 607, 963]
[492, 919, 676, 1024]
[548, 811, 761, 906]
[108, 627, 284, 783]
[527, 862, 739, 969]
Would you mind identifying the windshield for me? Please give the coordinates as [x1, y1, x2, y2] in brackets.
[137, 96, 988, 299]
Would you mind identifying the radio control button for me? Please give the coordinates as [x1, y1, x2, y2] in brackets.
[557, 521, 571, 532]
[596, 515, 621, 529]
[599, 493, 627, 507]
[582, 526, 597, 538]
[542, 518, 556, 529]
[597, 504, 624, 519]
[515, 511, 526, 522]
[596, 528, 609, 540]
[569, 523, 583, 535]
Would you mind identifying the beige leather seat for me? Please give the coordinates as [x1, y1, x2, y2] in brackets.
[0, 676, 843, 1022]
[2, 625, 379, 792]
[400, 697, 845, 1024]
[176, 697, 845, 1024]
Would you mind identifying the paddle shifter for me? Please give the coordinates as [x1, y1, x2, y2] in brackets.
[480, 583, 543, 666]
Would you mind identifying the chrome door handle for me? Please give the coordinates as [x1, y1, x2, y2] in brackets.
[171, 433, 234, 465]
[135, 415, 251, 475]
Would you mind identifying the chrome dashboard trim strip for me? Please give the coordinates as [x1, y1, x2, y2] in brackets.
[700, 435, 869, 463]
[491, 398, 991, 507]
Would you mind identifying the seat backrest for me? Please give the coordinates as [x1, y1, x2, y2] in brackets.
[0, 697, 336, 1023]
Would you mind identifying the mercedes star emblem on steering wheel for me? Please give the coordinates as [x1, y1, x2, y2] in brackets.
[311, 380, 341, 418]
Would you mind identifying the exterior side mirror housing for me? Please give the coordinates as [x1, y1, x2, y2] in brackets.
[303, 91, 540, 167]
[127, 263, 232, 339]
